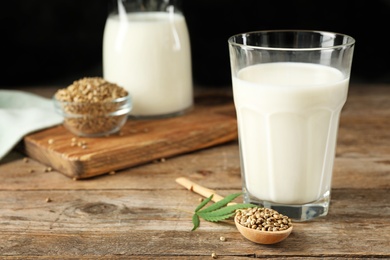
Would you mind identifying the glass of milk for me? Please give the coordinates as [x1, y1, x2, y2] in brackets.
[228, 30, 355, 221]
[103, 0, 193, 118]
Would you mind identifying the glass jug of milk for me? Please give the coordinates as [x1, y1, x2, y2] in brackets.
[103, 0, 193, 118]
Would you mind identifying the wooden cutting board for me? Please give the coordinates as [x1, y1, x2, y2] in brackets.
[21, 99, 237, 179]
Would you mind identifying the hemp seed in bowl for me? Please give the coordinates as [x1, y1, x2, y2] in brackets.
[54, 77, 132, 137]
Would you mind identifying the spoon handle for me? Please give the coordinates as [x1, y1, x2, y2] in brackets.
[176, 177, 225, 202]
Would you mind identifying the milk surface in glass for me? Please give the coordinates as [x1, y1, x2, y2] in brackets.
[103, 12, 193, 117]
[233, 62, 348, 205]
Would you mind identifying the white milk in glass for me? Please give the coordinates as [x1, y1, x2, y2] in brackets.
[103, 12, 193, 117]
[233, 62, 348, 205]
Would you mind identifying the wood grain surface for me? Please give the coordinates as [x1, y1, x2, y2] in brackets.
[0, 85, 389, 259]
[20, 95, 237, 179]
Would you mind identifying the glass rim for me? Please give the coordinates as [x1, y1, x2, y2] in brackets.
[228, 30, 355, 51]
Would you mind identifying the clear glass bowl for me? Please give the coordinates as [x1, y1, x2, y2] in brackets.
[53, 94, 132, 137]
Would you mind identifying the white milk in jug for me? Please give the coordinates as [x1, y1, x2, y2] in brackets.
[103, 12, 193, 117]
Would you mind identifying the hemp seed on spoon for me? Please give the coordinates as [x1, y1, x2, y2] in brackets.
[235, 207, 292, 232]
[235, 207, 293, 244]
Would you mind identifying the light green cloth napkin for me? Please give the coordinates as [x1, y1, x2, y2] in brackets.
[0, 90, 63, 161]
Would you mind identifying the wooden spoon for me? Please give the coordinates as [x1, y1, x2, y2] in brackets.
[234, 214, 292, 244]
[176, 177, 293, 244]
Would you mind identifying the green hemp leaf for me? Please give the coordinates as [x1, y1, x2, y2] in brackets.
[191, 193, 256, 231]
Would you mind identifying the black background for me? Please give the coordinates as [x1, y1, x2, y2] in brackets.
[1, 0, 389, 87]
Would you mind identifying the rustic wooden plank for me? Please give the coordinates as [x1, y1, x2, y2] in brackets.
[337, 86, 390, 158]
[1, 189, 389, 232]
[0, 142, 241, 190]
[342, 85, 390, 118]
[0, 189, 388, 258]
[2, 143, 390, 191]
[337, 116, 390, 158]
[1, 230, 388, 258]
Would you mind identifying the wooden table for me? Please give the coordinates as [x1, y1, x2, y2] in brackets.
[1, 84, 389, 259]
